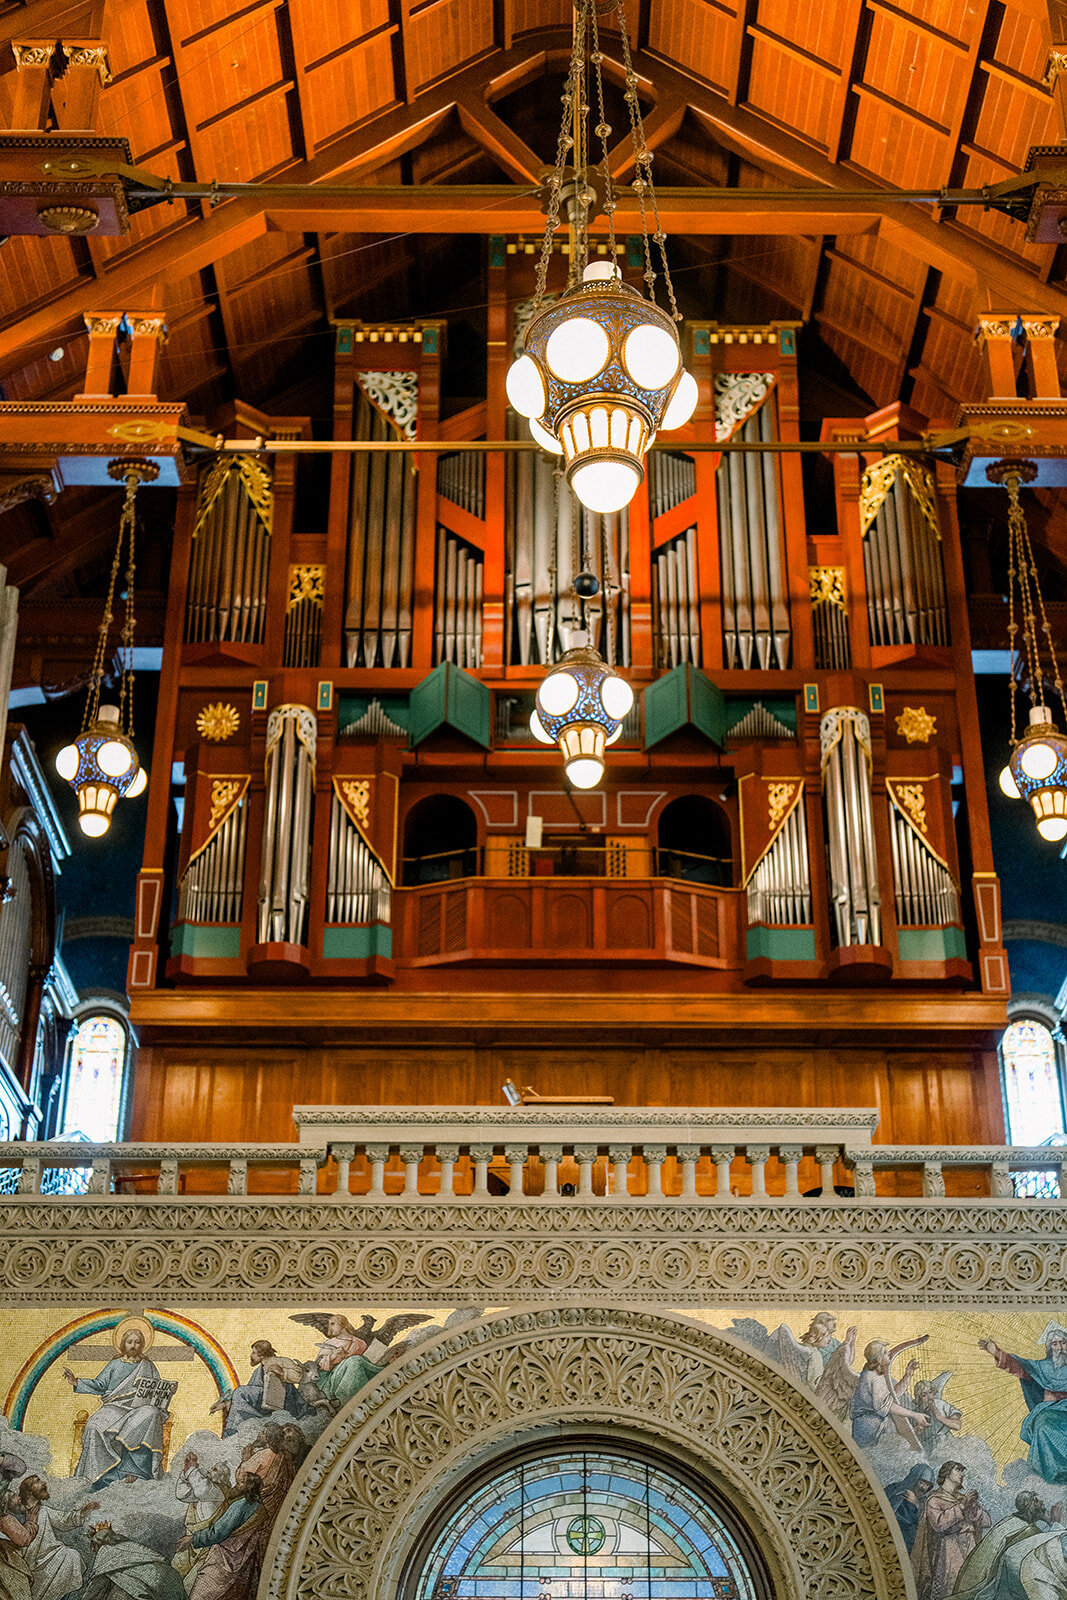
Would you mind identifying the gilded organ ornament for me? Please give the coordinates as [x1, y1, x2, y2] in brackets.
[209, 778, 245, 831]
[894, 782, 928, 835]
[340, 779, 371, 830]
[767, 781, 797, 831]
[895, 706, 936, 745]
[196, 702, 240, 742]
[287, 565, 325, 608]
[809, 567, 846, 609]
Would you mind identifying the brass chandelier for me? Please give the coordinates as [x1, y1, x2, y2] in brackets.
[505, 0, 697, 515]
[990, 460, 1067, 842]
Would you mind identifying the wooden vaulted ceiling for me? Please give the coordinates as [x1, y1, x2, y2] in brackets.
[4, 0, 1067, 598]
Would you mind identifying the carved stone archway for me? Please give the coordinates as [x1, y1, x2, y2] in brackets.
[261, 1307, 910, 1600]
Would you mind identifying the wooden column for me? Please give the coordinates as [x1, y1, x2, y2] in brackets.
[975, 316, 1019, 401]
[77, 313, 123, 399]
[1023, 316, 1062, 398]
[124, 313, 167, 397]
[9, 42, 55, 131]
[55, 42, 111, 130]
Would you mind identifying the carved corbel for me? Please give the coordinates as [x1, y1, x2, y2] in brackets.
[9, 42, 56, 130]
[974, 315, 1020, 399]
[55, 42, 112, 129]
[78, 312, 124, 398]
[1021, 316, 1062, 398]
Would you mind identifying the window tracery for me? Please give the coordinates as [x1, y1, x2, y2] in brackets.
[60, 1014, 127, 1142]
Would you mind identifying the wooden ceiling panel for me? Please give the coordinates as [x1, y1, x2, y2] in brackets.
[406, 0, 495, 93]
[88, 149, 191, 268]
[0, 236, 83, 323]
[746, 32, 840, 151]
[213, 232, 308, 295]
[2, 336, 87, 403]
[175, 2, 287, 138]
[165, 0, 271, 46]
[96, 65, 177, 162]
[192, 88, 296, 182]
[992, 6, 1053, 83]
[509, 0, 573, 36]
[756, 0, 855, 72]
[892, 0, 977, 39]
[820, 254, 919, 352]
[832, 230, 927, 296]
[299, 33, 399, 153]
[647, 0, 736, 96]
[94, 0, 161, 81]
[955, 149, 1056, 269]
[724, 233, 818, 311]
[847, 93, 951, 185]
[221, 256, 317, 355]
[862, 7, 968, 124]
[922, 305, 984, 393]
[288, 0, 392, 70]
[817, 316, 903, 403]
[971, 70, 1058, 169]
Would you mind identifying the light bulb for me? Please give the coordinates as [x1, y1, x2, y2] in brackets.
[126, 765, 147, 797]
[623, 322, 680, 389]
[505, 354, 546, 419]
[661, 370, 698, 430]
[539, 671, 579, 716]
[566, 757, 604, 789]
[1020, 740, 1057, 780]
[55, 744, 79, 781]
[606, 723, 623, 746]
[546, 317, 609, 383]
[999, 764, 1021, 799]
[529, 415, 563, 455]
[583, 261, 620, 282]
[570, 458, 641, 514]
[600, 674, 634, 720]
[98, 739, 133, 778]
[1038, 815, 1067, 841]
[79, 812, 110, 838]
[529, 709, 554, 745]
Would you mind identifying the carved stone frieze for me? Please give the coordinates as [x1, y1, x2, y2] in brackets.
[1, 1199, 1067, 1305]
[262, 1307, 906, 1600]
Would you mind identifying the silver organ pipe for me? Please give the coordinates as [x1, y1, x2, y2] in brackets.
[433, 530, 484, 668]
[326, 797, 391, 927]
[717, 405, 791, 669]
[0, 840, 31, 1077]
[746, 803, 812, 928]
[862, 462, 948, 648]
[185, 460, 271, 645]
[257, 705, 316, 947]
[888, 799, 960, 927]
[345, 390, 417, 668]
[649, 450, 695, 520]
[283, 565, 324, 669]
[652, 527, 700, 667]
[820, 708, 882, 947]
[438, 451, 485, 518]
[178, 798, 248, 926]
[810, 568, 851, 669]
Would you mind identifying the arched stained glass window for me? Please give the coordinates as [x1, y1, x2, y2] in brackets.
[1002, 1018, 1064, 1146]
[411, 1445, 763, 1600]
[61, 1015, 127, 1142]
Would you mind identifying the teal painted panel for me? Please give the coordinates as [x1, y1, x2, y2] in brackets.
[409, 664, 490, 749]
[689, 668, 726, 748]
[322, 925, 393, 959]
[644, 666, 724, 749]
[409, 662, 450, 746]
[898, 926, 967, 962]
[745, 926, 817, 961]
[724, 695, 797, 735]
[172, 923, 241, 959]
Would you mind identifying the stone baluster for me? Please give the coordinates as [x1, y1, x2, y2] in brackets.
[575, 1145, 597, 1198]
[643, 1144, 666, 1199]
[298, 1157, 320, 1196]
[88, 1158, 112, 1196]
[778, 1145, 802, 1198]
[470, 1144, 493, 1199]
[815, 1144, 839, 1197]
[540, 1144, 561, 1198]
[157, 1156, 178, 1196]
[677, 1145, 700, 1200]
[366, 1143, 390, 1199]
[505, 1144, 527, 1200]
[850, 1154, 876, 1198]
[437, 1144, 459, 1198]
[746, 1145, 770, 1199]
[1058, 1161, 1067, 1202]
[991, 1160, 1013, 1200]
[609, 1144, 632, 1199]
[227, 1158, 248, 1197]
[332, 1142, 355, 1199]
[400, 1144, 423, 1198]
[17, 1157, 41, 1195]
[711, 1145, 736, 1200]
[922, 1161, 946, 1198]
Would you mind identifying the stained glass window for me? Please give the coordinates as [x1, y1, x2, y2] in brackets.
[412, 1447, 761, 1600]
[1002, 1018, 1063, 1146]
[61, 1015, 127, 1142]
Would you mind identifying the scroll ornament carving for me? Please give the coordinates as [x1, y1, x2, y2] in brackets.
[713, 372, 774, 442]
[859, 455, 940, 541]
[194, 455, 272, 540]
[893, 782, 927, 835]
[265, 704, 317, 767]
[208, 778, 244, 832]
[809, 566, 845, 609]
[11, 42, 55, 69]
[264, 1308, 905, 1600]
[895, 705, 936, 745]
[975, 316, 1018, 345]
[340, 779, 370, 830]
[62, 44, 112, 84]
[819, 706, 872, 773]
[1022, 317, 1060, 342]
[356, 371, 418, 440]
[767, 781, 797, 831]
[287, 565, 324, 609]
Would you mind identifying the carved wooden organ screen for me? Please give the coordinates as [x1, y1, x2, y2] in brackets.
[860, 456, 947, 649]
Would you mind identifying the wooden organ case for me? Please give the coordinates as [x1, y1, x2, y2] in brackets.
[118, 246, 1009, 1147]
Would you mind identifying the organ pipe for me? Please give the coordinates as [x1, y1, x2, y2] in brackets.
[821, 708, 882, 947]
[345, 390, 417, 668]
[888, 794, 960, 927]
[257, 705, 315, 947]
[861, 457, 947, 649]
[326, 796, 391, 925]
[185, 457, 272, 645]
[178, 795, 248, 926]
[718, 403, 790, 669]
[810, 567, 851, 669]
[438, 451, 486, 518]
[652, 527, 700, 667]
[746, 802, 812, 928]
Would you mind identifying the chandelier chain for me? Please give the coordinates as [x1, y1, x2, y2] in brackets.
[587, 7, 618, 270]
[118, 472, 138, 740]
[534, 7, 586, 309]
[613, 0, 681, 320]
[1003, 468, 1067, 728]
[82, 491, 128, 735]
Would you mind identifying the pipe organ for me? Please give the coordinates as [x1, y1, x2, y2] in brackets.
[125, 264, 1005, 1067]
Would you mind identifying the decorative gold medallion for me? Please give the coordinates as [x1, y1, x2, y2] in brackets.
[287, 564, 325, 608]
[196, 702, 240, 742]
[895, 706, 936, 745]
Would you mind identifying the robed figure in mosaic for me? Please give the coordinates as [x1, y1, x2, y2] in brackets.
[979, 1322, 1067, 1484]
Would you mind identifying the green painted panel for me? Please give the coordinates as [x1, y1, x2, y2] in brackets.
[745, 926, 817, 962]
[409, 664, 491, 749]
[898, 926, 967, 962]
[689, 668, 727, 747]
[172, 923, 241, 959]
[644, 666, 725, 749]
[322, 925, 393, 959]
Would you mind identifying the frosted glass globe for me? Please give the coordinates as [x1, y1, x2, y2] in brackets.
[539, 670, 579, 716]
[661, 370, 698, 430]
[126, 765, 147, 797]
[566, 756, 603, 789]
[600, 674, 634, 720]
[1020, 739, 1057, 780]
[606, 723, 623, 746]
[506, 354, 546, 419]
[529, 415, 563, 455]
[571, 458, 641, 514]
[1038, 815, 1067, 841]
[55, 743, 79, 781]
[546, 317, 609, 383]
[98, 738, 133, 778]
[583, 261, 620, 282]
[79, 812, 109, 838]
[999, 764, 1020, 799]
[529, 709, 555, 745]
[623, 323, 680, 389]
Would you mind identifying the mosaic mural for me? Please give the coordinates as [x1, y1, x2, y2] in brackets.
[0, 1303, 1065, 1597]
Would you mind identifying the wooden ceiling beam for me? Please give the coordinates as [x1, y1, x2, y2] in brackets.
[455, 98, 544, 184]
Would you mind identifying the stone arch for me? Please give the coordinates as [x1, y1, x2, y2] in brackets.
[261, 1306, 909, 1600]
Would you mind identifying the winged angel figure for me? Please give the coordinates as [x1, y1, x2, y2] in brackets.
[290, 1309, 482, 1413]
